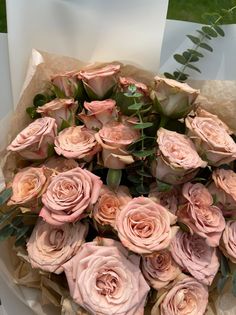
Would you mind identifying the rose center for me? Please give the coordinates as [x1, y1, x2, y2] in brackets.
[96, 270, 119, 297]
[129, 214, 154, 238]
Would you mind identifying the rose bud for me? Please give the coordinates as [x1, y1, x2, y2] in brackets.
[63, 238, 150, 315]
[51, 70, 81, 98]
[79, 64, 120, 100]
[220, 220, 236, 263]
[153, 128, 207, 185]
[7, 117, 57, 160]
[36, 98, 78, 127]
[151, 76, 199, 119]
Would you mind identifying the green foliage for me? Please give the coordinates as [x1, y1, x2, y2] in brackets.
[106, 169, 122, 191]
[217, 254, 231, 293]
[0, 188, 12, 205]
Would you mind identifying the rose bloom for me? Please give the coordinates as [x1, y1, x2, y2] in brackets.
[36, 98, 78, 127]
[95, 121, 139, 169]
[44, 156, 79, 173]
[212, 168, 236, 206]
[186, 110, 236, 166]
[115, 197, 178, 254]
[8, 167, 51, 206]
[51, 70, 80, 98]
[79, 99, 117, 130]
[63, 238, 150, 315]
[79, 64, 120, 99]
[119, 76, 148, 94]
[93, 185, 132, 227]
[170, 230, 220, 285]
[151, 76, 199, 119]
[182, 182, 213, 207]
[54, 126, 101, 162]
[153, 128, 207, 185]
[27, 219, 88, 274]
[141, 249, 181, 290]
[40, 167, 102, 226]
[7, 117, 57, 160]
[220, 220, 236, 263]
[151, 275, 208, 315]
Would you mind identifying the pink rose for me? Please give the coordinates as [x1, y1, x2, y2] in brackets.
[36, 98, 78, 127]
[119, 77, 148, 94]
[79, 64, 120, 99]
[170, 230, 220, 285]
[182, 182, 213, 207]
[7, 117, 57, 160]
[54, 126, 101, 162]
[141, 249, 181, 290]
[95, 121, 139, 169]
[151, 275, 208, 315]
[44, 156, 79, 173]
[220, 220, 236, 263]
[63, 238, 150, 315]
[212, 168, 236, 206]
[8, 167, 51, 206]
[79, 99, 117, 130]
[115, 197, 178, 254]
[186, 110, 236, 166]
[93, 185, 132, 227]
[51, 70, 80, 98]
[153, 128, 207, 185]
[40, 167, 102, 226]
[27, 219, 88, 274]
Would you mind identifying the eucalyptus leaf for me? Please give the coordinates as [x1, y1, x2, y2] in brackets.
[133, 149, 155, 158]
[173, 54, 186, 65]
[173, 72, 188, 82]
[213, 25, 225, 37]
[199, 43, 213, 52]
[47, 143, 55, 158]
[186, 64, 201, 73]
[183, 52, 199, 62]
[156, 180, 172, 192]
[33, 94, 48, 107]
[0, 224, 15, 241]
[0, 188, 12, 205]
[186, 35, 200, 45]
[187, 49, 204, 58]
[26, 106, 41, 119]
[127, 174, 140, 184]
[202, 26, 218, 38]
[51, 85, 66, 98]
[164, 72, 176, 80]
[136, 184, 150, 195]
[196, 30, 212, 40]
[106, 169, 122, 191]
[133, 122, 153, 129]
[136, 169, 152, 178]
[59, 119, 71, 131]
[128, 103, 143, 111]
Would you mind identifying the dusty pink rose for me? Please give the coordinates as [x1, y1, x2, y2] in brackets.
[79, 64, 120, 99]
[186, 111, 236, 166]
[119, 77, 148, 94]
[54, 126, 101, 162]
[7, 117, 57, 160]
[40, 167, 102, 226]
[220, 220, 236, 263]
[151, 275, 208, 315]
[44, 156, 79, 173]
[95, 121, 139, 169]
[93, 185, 132, 227]
[63, 238, 150, 315]
[182, 182, 213, 207]
[27, 219, 88, 274]
[153, 128, 207, 185]
[115, 197, 178, 254]
[36, 98, 78, 127]
[8, 167, 51, 206]
[141, 249, 181, 290]
[79, 99, 117, 130]
[51, 70, 80, 98]
[170, 230, 220, 285]
[212, 168, 236, 205]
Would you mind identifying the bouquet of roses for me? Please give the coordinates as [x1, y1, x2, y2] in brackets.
[1, 50, 236, 315]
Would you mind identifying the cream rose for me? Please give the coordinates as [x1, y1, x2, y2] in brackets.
[27, 219, 88, 274]
[186, 110, 236, 166]
[170, 230, 220, 285]
[154, 128, 207, 185]
[93, 185, 132, 227]
[141, 249, 181, 290]
[51, 70, 80, 98]
[7, 117, 57, 160]
[36, 98, 78, 127]
[115, 197, 178, 254]
[54, 126, 101, 162]
[63, 238, 150, 315]
[40, 167, 102, 226]
[95, 121, 139, 169]
[220, 220, 236, 263]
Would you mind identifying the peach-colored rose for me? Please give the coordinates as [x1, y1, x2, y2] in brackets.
[63, 237, 150, 315]
[40, 167, 102, 226]
[151, 275, 208, 315]
[220, 220, 236, 263]
[54, 126, 101, 162]
[186, 111, 236, 166]
[119, 77, 148, 94]
[44, 156, 79, 173]
[141, 249, 181, 290]
[8, 167, 51, 206]
[115, 197, 178, 254]
[212, 168, 236, 204]
[36, 98, 78, 127]
[153, 128, 207, 185]
[151, 76, 199, 118]
[93, 185, 132, 227]
[7, 117, 57, 160]
[95, 121, 139, 169]
[182, 182, 213, 207]
[170, 230, 220, 285]
[79, 99, 117, 130]
[51, 70, 80, 98]
[79, 64, 120, 99]
[27, 219, 88, 274]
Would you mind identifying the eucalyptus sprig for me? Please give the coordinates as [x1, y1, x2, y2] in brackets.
[165, 5, 236, 82]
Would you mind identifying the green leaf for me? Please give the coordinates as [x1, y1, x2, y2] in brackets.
[164, 72, 176, 80]
[15, 225, 30, 241]
[173, 71, 188, 82]
[128, 103, 143, 111]
[183, 52, 199, 62]
[202, 26, 218, 38]
[220, 254, 231, 277]
[0, 208, 17, 226]
[47, 143, 55, 158]
[106, 169, 122, 191]
[174, 54, 187, 65]
[133, 122, 153, 129]
[51, 85, 66, 98]
[128, 85, 137, 94]
[199, 43, 213, 52]
[156, 180, 172, 192]
[26, 106, 41, 119]
[0, 224, 15, 241]
[11, 216, 23, 227]
[178, 222, 190, 233]
[196, 30, 212, 40]
[232, 271, 236, 297]
[59, 119, 71, 131]
[186, 64, 201, 73]
[136, 184, 150, 195]
[187, 35, 200, 45]
[33, 94, 48, 107]
[217, 276, 228, 293]
[132, 149, 155, 158]
[213, 25, 225, 37]
[127, 174, 140, 184]
[0, 188, 12, 205]
[187, 49, 204, 58]
[136, 169, 152, 178]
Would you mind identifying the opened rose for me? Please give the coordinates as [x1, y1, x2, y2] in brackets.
[44, 156, 79, 173]
[63, 238, 150, 315]
[51, 70, 80, 98]
[220, 220, 236, 263]
[115, 196, 178, 254]
[40, 167, 102, 226]
[7, 117, 57, 160]
[27, 219, 88, 274]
